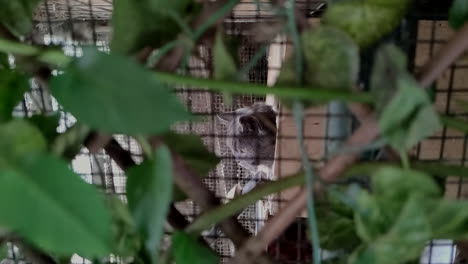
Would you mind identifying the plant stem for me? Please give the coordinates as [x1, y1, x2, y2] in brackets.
[286, 0, 320, 261]
[186, 172, 305, 233]
[400, 151, 410, 170]
[154, 71, 373, 103]
[135, 135, 154, 159]
[293, 101, 321, 264]
[193, 0, 240, 40]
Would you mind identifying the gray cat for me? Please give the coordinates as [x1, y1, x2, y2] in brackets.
[217, 102, 277, 186]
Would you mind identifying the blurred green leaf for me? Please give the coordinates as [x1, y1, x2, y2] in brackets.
[213, 31, 238, 80]
[302, 26, 359, 90]
[111, 0, 200, 55]
[0, 0, 42, 37]
[379, 77, 442, 152]
[354, 190, 387, 242]
[351, 195, 431, 264]
[0, 54, 9, 69]
[106, 196, 141, 258]
[318, 210, 360, 251]
[0, 153, 113, 257]
[429, 199, 468, 239]
[172, 231, 219, 264]
[0, 70, 29, 123]
[0, 244, 7, 261]
[353, 167, 441, 241]
[373, 45, 442, 152]
[162, 132, 220, 201]
[51, 123, 90, 161]
[126, 145, 173, 262]
[440, 115, 468, 134]
[449, 0, 468, 30]
[0, 119, 46, 163]
[370, 44, 407, 115]
[26, 112, 60, 144]
[323, 0, 410, 48]
[278, 26, 359, 108]
[50, 48, 193, 135]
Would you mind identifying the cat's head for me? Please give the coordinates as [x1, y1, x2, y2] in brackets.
[217, 103, 277, 174]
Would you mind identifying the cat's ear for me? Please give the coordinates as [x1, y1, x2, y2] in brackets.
[217, 111, 236, 124]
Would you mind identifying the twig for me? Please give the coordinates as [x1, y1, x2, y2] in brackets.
[231, 16, 468, 262]
[83, 131, 113, 154]
[417, 21, 468, 87]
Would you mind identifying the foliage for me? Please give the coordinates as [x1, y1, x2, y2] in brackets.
[277, 26, 359, 107]
[372, 45, 442, 153]
[0, 69, 29, 122]
[126, 145, 173, 262]
[449, 0, 468, 30]
[171, 231, 219, 264]
[0, 0, 42, 37]
[110, 0, 201, 55]
[0, 0, 467, 264]
[50, 48, 193, 135]
[323, 0, 411, 48]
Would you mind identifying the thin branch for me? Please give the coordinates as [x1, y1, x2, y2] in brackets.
[417, 21, 468, 87]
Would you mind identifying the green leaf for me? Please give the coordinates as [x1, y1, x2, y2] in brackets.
[429, 199, 468, 239]
[0, 153, 113, 257]
[318, 210, 360, 251]
[351, 195, 431, 264]
[352, 167, 441, 241]
[0, 244, 7, 261]
[371, 167, 442, 203]
[302, 26, 359, 90]
[26, 112, 61, 143]
[379, 77, 442, 152]
[126, 145, 173, 262]
[111, 0, 200, 55]
[172, 231, 219, 264]
[0, 0, 42, 37]
[449, 0, 468, 30]
[440, 115, 468, 134]
[373, 45, 442, 152]
[0, 119, 46, 163]
[323, 0, 410, 48]
[370, 44, 408, 115]
[354, 190, 387, 242]
[277, 26, 359, 108]
[0, 70, 29, 122]
[50, 48, 193, 135]
[213, 31, 238, 80]
[162, 132, 220, 201]
[106, 196, 141, 258]
[0, 53, 9, 69]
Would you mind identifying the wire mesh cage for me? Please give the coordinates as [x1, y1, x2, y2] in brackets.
[3, 0, 468, 263]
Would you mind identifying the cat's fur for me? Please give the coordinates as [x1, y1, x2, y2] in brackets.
[218, 102, 277, 181]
